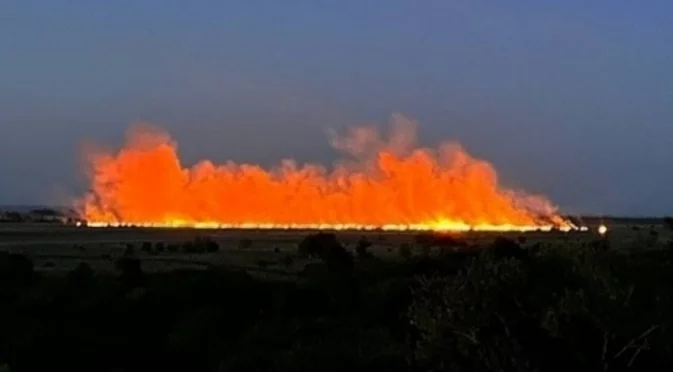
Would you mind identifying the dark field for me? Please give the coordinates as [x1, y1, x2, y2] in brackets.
[1, 220, 672, 371]
[0, 219, 668, 274]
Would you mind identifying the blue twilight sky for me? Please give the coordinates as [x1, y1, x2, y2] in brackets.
[1, 1, 672, 215]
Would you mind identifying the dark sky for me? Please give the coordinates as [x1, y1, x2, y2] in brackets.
[1, 1, 672, 215]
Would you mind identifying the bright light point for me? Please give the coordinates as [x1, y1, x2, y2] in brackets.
[598, 224, 608, 235]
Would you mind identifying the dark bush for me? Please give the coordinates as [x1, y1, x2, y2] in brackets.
[414, 233, 466, 250]
[489, 236, 527, 260]
[298, 232, 339, 258]
[414, 233, 434, 247]
[123, 244, 135, 257]
[297, 233, 353, 273]
[182, 241, 197, 254]
[155, 242, 166, 253]
[0, 253, 34, 285]
[141, 241, 153, 253]
[205, 239, 219, 253]
[355, 237, 374, 259]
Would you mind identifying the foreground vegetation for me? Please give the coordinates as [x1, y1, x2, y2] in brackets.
[1, 231, 673, 371]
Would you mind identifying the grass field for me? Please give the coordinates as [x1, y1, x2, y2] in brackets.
[0, 218, 668, 276]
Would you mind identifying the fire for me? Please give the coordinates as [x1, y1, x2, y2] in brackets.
[78, 114, 577, 232]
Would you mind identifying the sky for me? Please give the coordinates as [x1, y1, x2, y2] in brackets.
[1, 1, 672, 215]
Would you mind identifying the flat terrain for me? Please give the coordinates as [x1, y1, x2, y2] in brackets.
[0, 219, 669, 275]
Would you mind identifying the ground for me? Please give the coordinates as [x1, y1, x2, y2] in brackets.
[0, 218, 667, 276]
[1, 219, 672, 371]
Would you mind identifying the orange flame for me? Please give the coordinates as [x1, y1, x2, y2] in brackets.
[78, 114, 576, 232]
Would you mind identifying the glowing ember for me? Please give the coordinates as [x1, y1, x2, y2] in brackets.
[77, 114, 578, 232]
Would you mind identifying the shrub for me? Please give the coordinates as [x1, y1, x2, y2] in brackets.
[182, 241, 197, 254]
[141, 241, 153, 253]
[410, 253, 530, 372]
[298, 233, 339, 258]
[123, 244, 135, 257]
[0, 253, 35, 287]
[355, 237, 374, 259]
[489, 237, 527, 260]
[414, 233, 466, 250]
[297, 233, 353, 273]
[409, 246, 673, 372]
[205, 239, 219, 253]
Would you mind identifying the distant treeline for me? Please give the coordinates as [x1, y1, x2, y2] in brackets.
[0, 207, 80, 223]
[567, 215, 666, 226]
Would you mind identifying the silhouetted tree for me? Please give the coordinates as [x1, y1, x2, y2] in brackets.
[297, 233, 353, 273]
[3, 211, 23, 222]
[355, 237, 375, 259]
[205, 239, 219, 253]
[298, 233, 336, 258]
